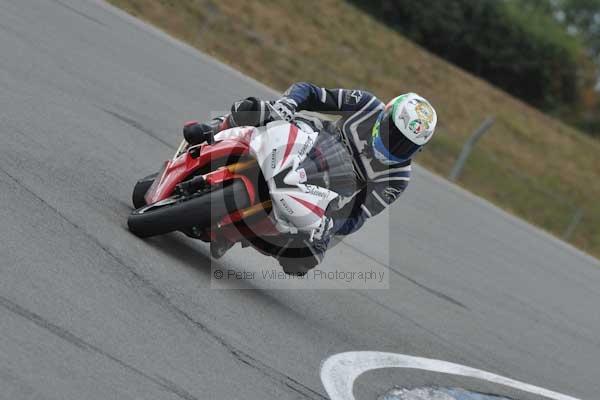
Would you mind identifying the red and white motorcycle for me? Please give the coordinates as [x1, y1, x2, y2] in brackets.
[127, 113, 358, 274]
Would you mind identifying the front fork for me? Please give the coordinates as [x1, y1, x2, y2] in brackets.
[185, 158, 272, 230]
[215, 159, 273, 228]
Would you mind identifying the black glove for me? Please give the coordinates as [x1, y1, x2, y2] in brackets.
[229, 97, 265, 127]
[311, 216, 333, 256]
[183, 121, 214, 145]
[312, 216, 333, 242]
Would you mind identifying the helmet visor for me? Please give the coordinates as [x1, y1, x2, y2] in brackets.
[374, 108, 421, 163]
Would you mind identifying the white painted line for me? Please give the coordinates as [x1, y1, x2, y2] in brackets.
[320, 352, 582, 400]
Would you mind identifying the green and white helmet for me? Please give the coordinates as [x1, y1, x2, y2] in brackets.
[372, 93, 437, 164]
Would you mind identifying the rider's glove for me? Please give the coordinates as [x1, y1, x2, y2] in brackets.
[312, 236, 330, 257]
[229, 97, 266, 127]
[271, 98, 297, 122]
[313, 216, 337, 259]
[312, 216, 334, 246]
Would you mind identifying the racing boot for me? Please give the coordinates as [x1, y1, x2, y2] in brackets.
[183, 121, 214, 145]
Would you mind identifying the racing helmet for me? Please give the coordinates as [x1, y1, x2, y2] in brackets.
[372, 93, 437, 164]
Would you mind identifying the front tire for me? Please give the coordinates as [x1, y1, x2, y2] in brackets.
[132, 173, 158, 209]
[127, 180, 250, 238]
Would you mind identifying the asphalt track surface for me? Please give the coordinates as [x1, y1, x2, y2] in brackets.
[1, 1, 599, 399]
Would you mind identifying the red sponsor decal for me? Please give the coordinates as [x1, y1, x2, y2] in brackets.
[280, 124, 299, 167]
[289, 195, 325, 217]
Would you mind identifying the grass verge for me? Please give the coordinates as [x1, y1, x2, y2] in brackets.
[108, 0, 600, 257]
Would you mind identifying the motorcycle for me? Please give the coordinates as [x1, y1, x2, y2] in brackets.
[127, 111, 359, 274]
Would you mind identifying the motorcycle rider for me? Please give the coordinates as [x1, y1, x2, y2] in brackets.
[184, 82, 437, 273]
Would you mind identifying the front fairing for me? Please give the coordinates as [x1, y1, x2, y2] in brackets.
[144, 138, 250, 204]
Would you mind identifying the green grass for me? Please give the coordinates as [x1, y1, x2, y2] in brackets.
[108, 0, 600, 258]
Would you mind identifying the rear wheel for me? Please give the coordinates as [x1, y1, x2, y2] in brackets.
[127, 180, 250, 238]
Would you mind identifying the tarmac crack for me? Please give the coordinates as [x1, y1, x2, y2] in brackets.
[0, 295, 200, 400]
[339, 240, 469, 310]
[0, 167, 326, 399]
[48, 0, 108, 27]
[99, 107, 175, 149]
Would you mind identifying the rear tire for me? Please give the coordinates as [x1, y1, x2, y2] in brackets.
[127, 180, 250, 238]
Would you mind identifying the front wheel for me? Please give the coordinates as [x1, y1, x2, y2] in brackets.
[132, 173, 158, 209]
[127, 180, 250, 238]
